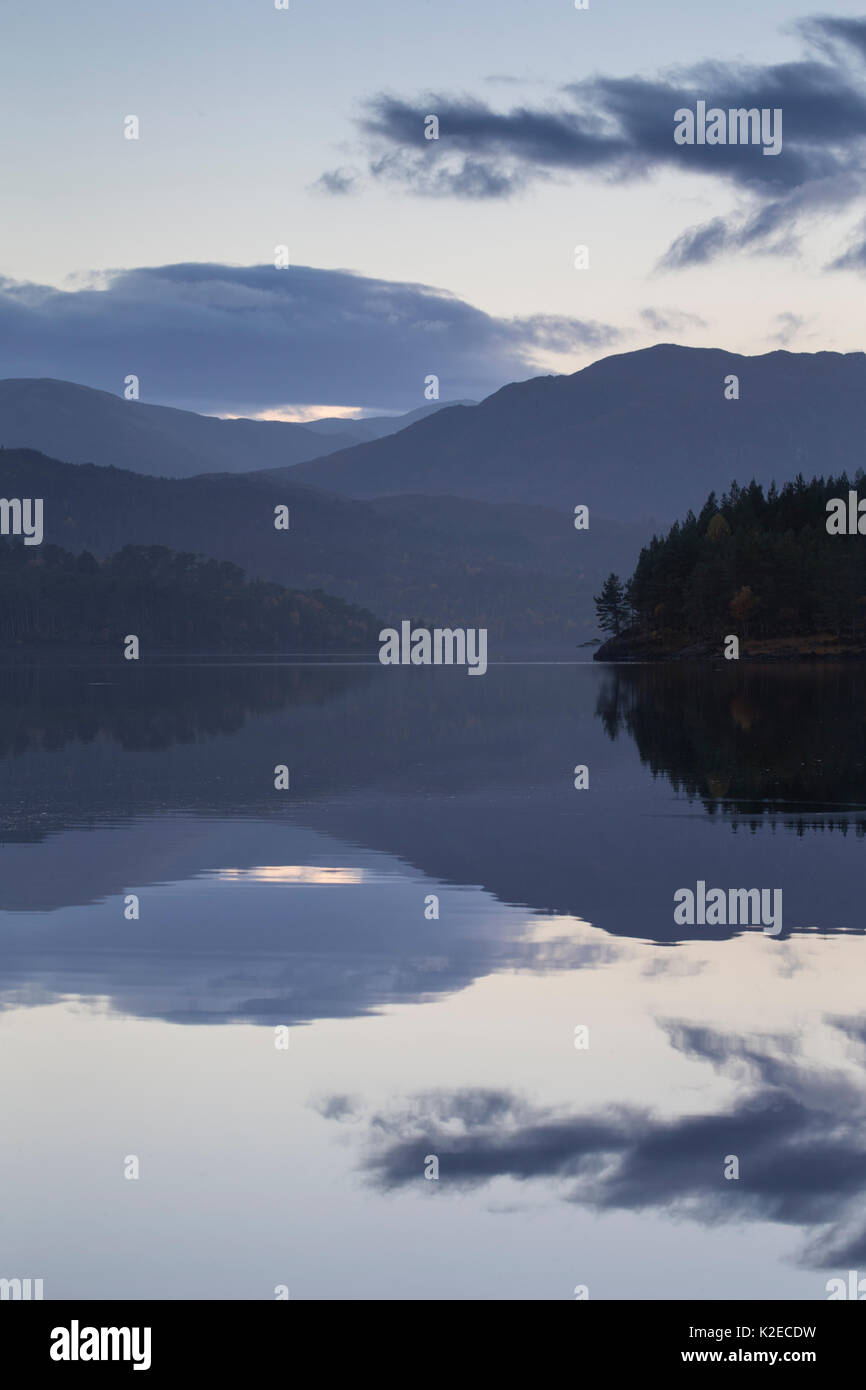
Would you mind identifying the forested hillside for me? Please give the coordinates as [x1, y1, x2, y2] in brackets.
[0, 538, 379, 650]
[602, 473, 866, 653]
[0, 447, 651, 643]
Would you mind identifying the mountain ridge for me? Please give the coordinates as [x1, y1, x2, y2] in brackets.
[0, 445, 651, 642]
[0, 378, 468, 479]
[282, 344, 866, 521]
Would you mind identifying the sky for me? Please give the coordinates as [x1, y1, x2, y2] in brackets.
[1, 0, 865, 416]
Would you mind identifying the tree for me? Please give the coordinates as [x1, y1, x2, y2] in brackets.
[706, 512, 732, 544]
[594, 572, 630, 635]
[729, 584, 759, 635]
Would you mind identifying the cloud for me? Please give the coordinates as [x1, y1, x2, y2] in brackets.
[358, 94, 627, 198]
[329, 16, 866, 269]
[639, 306, 708, 334]
[770, 311, 808, 345]
[311, 167, 359, 196]
[314, 1094, 357, 1122]
[829, 216, 866, 270]
[827, 1014, 866, 1051]
[333, 1021, 866, 1269]
[659, 216, 737, 269]
[802, 15, 866, 63]
[0, 262, 620, 414]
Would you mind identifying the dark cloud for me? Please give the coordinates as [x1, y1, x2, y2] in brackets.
[333, 17, 866, 269]
[368, 144, 538, 199]
[659, 216, 738, 269]
[802, 15, 866, 63]
[829, 216, 866, 269]
[335, 1021, 866, 1269]
[0, 262, 619, 413]
[827, 1014, 866, 1050]
[358, 94, 630, 198]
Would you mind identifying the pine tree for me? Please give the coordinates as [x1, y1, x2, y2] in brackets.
[594, 573, 629, 635]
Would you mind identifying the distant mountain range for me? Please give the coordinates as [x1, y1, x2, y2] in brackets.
[3, 344, 865, 646]
[5, 347, 865, 525]
[302, 399, 476, 442]
[0, 379, 470, 479]
[284, 344, 866, 522]
[0, 447, 648, 642]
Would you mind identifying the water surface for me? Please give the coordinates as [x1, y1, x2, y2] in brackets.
[1, 658, 863, 1299]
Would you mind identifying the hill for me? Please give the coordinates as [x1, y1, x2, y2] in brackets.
[0, 447, 650, 643]
[0, 538, 379, 650]
[285, 345, 866, 521]
[0, 379, 465, 479]
[303, 399, 475, 442]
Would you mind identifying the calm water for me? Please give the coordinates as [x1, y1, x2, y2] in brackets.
[0, 657, 864, 1300]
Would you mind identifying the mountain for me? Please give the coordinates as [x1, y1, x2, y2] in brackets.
[0, 380, 465, 480]
[0, 378, 358, 477]
[0, 447, 651, 642]
[303, 399, 476, 442]
[284, 345, 866, 522]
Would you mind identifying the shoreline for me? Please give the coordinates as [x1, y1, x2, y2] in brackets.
[594, 634, 866, 662]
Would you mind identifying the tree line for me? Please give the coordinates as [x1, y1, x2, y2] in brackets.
[595, 472, 866, 644]
[0, 539, 380, 650]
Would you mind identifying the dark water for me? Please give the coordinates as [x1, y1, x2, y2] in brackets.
[0, 657, 864, 1299]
